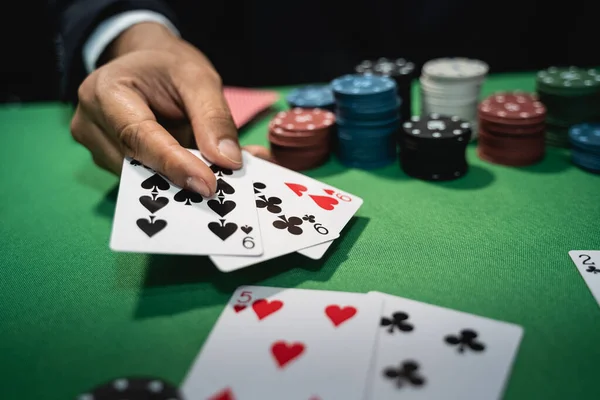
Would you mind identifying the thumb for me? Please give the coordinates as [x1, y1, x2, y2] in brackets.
[175, 68, 242, 169]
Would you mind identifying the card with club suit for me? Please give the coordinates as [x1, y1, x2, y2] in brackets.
[365, 291, 524, 400]
[209, 154, 362, 271]
[568, 250, 600, 307]
[209, 154, 346, 272]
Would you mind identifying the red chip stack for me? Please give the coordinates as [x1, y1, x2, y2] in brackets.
[477, 92, 546, 166]
[268, 108, 335, 171]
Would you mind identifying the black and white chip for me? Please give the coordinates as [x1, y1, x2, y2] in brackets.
[401, 114, 472, 141]
[398, 114, 471, 181]
[76, 377, 183, 400]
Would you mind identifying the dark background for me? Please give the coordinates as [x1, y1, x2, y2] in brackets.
[1, 0, 598, 103]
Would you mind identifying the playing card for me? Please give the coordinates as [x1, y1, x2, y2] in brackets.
[269, 157, 364, 260]
[181, 285, 384, 400]
[365, 291, 524, 400]
[237, 153, 363, 261]
[110, 150, 263, 256]
[223, 86, 279, 128]
[568, 250, 600, 307]
[209, 154, 344, 272]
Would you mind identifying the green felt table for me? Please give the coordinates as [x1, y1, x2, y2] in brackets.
[1, 71, 599, 400]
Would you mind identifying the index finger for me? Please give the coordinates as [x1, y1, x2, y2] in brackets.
[97, 85, 217, 196]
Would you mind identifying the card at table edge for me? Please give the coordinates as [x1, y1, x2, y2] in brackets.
[209, 232, 341, 273]
[366, 291, 525, 400]
[109, 151, 264, 257]
[568, 250, 600, 307]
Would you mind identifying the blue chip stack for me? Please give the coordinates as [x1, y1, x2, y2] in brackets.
[286, 85, 335, 111]
[330, 74, 400, 169]
[569, 123, 600, 174]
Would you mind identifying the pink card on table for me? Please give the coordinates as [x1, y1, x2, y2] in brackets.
[223, 86, 279, 128]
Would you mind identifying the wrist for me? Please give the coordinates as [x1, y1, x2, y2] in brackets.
[103, 22, 179, 60]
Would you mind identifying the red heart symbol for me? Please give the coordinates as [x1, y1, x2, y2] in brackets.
[252, 299, 283, 320]
[233, 304, 246, 313]
[325, 305, 357, 327]
[271, 341, 305, 368]
[323, 189, 335, 195]
[309, 195, 339, 211]
[285, 182, 307, 197]
[208, 387, 235, 400]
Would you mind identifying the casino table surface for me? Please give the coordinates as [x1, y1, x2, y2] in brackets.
[1, 71, 599, 400]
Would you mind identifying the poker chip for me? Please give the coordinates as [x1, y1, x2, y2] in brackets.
[536, 67, 600, 96]
[355, 57, 416, 121]
[331, 74, 396, 96]
[286, 85, 335, 110]
[536, 66, 600, 148]
[76, 377, 183, 400]
[569, 123, 600, 174]
[399, 114, 471, 180]
[268, 108, 335, 171]
[420, 58, 488, 140]
[331, 74, 400, 169]
[478, 92, 546, 124]
[477, 92, 546, 167]
[422, 58, 489, 81]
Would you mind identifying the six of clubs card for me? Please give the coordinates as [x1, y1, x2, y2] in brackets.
[209, 154, 363, 271]
[110, 150, 263, 256]
[249, 154, 363, 260]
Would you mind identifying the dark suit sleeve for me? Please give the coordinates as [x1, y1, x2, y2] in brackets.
[51, 0, 178, 103]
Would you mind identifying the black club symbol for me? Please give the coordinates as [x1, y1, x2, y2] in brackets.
[303, 215, 316, 223]
[380, 312, 414, 334]
[444, 329, 486, 354]
[256, 195, 282, 214]
[253, 182, 266, 194]
[586, 266, 600, 274]
[273, 215, 303, 235]
[383, 360, 425, 389]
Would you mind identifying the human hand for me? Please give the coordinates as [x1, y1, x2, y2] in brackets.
[71, 22, 270, 196]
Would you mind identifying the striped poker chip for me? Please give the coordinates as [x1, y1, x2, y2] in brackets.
[76, 377, 183, 400]
[478, 92, 546, 124]
[569, 123, 600, 151]
[537, 66, 600, 91]
[286, 85, 334, 108]
[268, 108, 336, 171]
[271, 108, 335, 132]
[422, 58, 489, 82]
[401, 114, 472, 141]
[331, 74, 396, 96]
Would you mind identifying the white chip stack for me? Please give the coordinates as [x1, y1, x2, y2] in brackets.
[420, 58, 489, 140]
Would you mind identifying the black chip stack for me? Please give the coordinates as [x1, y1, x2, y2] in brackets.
[399, 114, 472, 180]
[355, 58, 416, 121]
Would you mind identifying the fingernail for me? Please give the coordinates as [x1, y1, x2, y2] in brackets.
[187, 176, 211, 197]
[218, 139, 243, 164]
